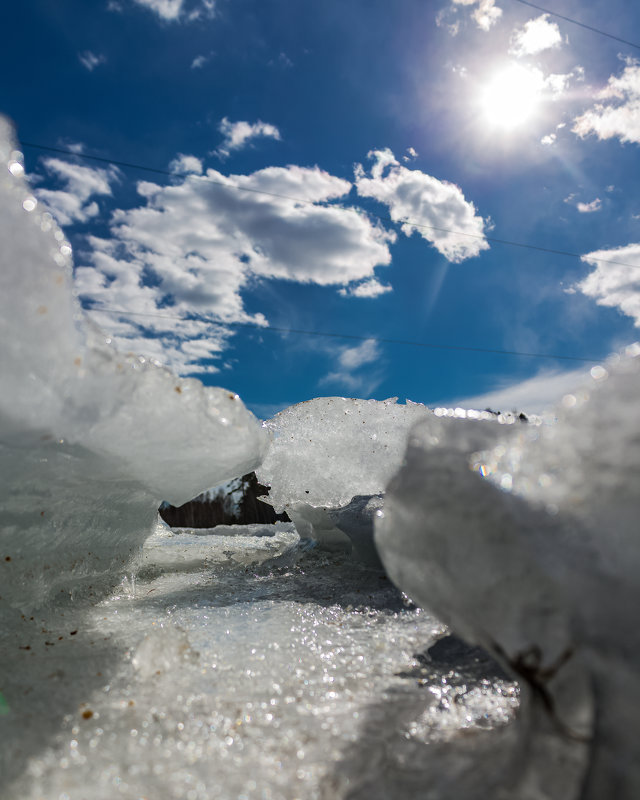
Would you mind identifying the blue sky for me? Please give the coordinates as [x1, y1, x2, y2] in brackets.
[3, 0, 640, 415]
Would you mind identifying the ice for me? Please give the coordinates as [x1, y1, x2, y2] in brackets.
[2, 518, 526, 800]
[0, 117, 268, 609]
[257, 397, 437, 560]
[375, 349, 640, 799]
[3, 110, 638, 799]
[257, 396, 433, 510]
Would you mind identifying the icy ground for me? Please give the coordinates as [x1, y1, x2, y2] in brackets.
[1, 520, 526, 800]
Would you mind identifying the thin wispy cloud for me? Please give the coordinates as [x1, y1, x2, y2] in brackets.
[191, 54, 210, 69]
[320, 339, 384, 395]
[447, 367, 593, 415]
[78, 51, 106, 71]
[446, 0, 503, 33]
[339, 278, 392, 298]
[128, 0, 215, 22]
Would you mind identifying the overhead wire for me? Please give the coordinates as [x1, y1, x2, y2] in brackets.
[87, 306, 598, 363]
[19, 141, 640, 273]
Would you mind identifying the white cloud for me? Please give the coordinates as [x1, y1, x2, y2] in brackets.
[75, 163, 395, 373]
[446, 366, 594, 415]
[191, 54, 210, 69]
[130, 0, 215, 22]
[573, 60, 640, 144]
[402, 146, 419, 163]
[339, 278, 392, 298]
[576, 198, 601, 213]
[133, 0, 184, 19]
[452, 0, 502, 31]
[509, 14, 562, 57]
[215, 118, 281, 158]
[354, 148, 488, 263]
[579, 243, 640, 326]
[321, 339, 383, 394]
[35, 158, 119, 226]
[78, 51, 106, 71]
[168, 153, 203, 174]
[437, 1, 502, 34]
[541, 133, 556, 145]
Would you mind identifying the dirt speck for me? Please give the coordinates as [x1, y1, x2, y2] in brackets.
[82, 709, 94, 720]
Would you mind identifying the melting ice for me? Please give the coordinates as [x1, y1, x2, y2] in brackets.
[1, 116, 639, 799]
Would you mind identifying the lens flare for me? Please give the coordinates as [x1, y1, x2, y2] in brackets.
[480, 64, 544, 129]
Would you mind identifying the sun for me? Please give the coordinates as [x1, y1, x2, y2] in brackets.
[480, 64, 544, 129]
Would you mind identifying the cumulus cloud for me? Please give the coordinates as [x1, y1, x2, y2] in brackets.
[354, 149, 488, 263]
[75, 163, 395, 374]
[35, 158, 119, 226]
[215, 118, 281, 158]
[578, 243, 640, 326]
[321, 339, 383, 394]
[573, 59, 640, 144]
[168, 153, 203, 174]
[129, 0, 215, 22]
[509, 14, 562, 57]
[78, 51, 106, 71]
[576, 198, 602, 213]
[541, 133, 556, 145]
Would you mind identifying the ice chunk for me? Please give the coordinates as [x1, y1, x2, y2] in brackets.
[257, 397, 434, 510]
[375, 350, 640, 798]
[257, 397, 437, 557]
[0, 118, 268, 609]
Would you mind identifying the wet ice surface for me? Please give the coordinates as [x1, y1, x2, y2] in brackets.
[0, 521, 522, 800]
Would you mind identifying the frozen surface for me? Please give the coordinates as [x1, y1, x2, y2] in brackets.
[376, 349, 640, 799]
[0, 119, 267, 609]
[257, 397, 433, 510]
[257, 398, 514, 562]
[1, 519, 525, 800]
[257, 398, 427, 559]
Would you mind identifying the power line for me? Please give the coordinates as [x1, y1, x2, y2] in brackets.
[20, 141, 640, 273]
[508, 0, 640, 51]
[87, 305, 598, 363]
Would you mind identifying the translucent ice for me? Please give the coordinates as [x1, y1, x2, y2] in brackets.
[257, 397, 437, 559]
[375, 350, 640, 799]
[0, 118, 268, 608]
[257, 397, 433, 510]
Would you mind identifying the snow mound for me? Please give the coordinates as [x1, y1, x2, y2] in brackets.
[0, 118, 268, 609]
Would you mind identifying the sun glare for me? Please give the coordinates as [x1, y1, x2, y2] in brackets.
[480, 64, 544, 129]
